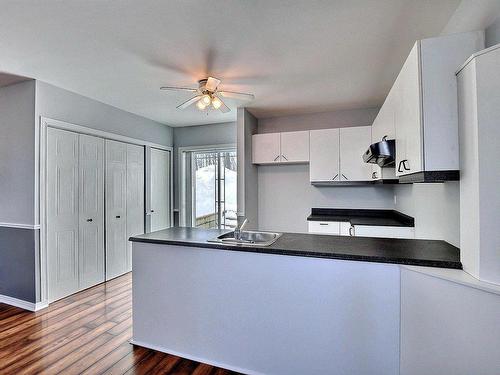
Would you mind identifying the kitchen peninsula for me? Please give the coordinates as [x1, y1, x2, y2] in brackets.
[130, 227, 460, 375]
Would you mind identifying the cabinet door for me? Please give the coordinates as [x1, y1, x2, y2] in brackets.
[310, 129, 340, 182]
[47, 128, 80, 302]
[372, 89, 397, 180]
[339, 126, 372, 181]
[252, 133, 281, 164]
[280, 131, 309, 163]
[105, 140, 128, 280]
[353, 225, 415, 239]
[395, 43, 424, 177]
[78, 134, 105, 290]
[126, 144, 145, 272]
[150, 148, 171, 232]
[340, 222, 353, 236]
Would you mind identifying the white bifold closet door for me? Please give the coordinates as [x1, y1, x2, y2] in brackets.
[47, 129, 104, 302]
[105, 140, 145, 280]
[150, 148, 171, 232]
[126, 143, 145, 269]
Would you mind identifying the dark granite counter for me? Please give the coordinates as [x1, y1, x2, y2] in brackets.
[130, 227, 461, 269]
[307, 208, 415, 227]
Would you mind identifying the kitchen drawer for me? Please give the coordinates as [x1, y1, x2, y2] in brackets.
[353, 225, 415, 239]
[308, 221, 341, 235]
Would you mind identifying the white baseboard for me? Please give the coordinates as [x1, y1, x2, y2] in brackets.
[129, 339, 262, 375]
[0, 295, 48, 312]
[0, 222, 40, 230]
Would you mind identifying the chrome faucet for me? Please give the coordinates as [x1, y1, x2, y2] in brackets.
[234, 215, 248, 240]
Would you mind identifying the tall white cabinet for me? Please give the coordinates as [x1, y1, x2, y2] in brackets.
[47, 129, 105, 302]
[47, 128, 145, 301]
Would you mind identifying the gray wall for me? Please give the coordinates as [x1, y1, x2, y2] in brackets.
[172, 122, 236, 213]
[256, 108, 396, 233]
[394, 183, 460, 247]
[486, 16, 500, 47]
[237, 108, 259, 230]
[36, 81, 173, 147]
[0, 80, 36, 225]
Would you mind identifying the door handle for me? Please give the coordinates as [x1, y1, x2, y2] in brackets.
[116, 215, 121, 219]
[86, 218, 93, 222]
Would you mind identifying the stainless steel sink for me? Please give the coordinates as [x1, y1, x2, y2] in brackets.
[208, 230, 282, 247]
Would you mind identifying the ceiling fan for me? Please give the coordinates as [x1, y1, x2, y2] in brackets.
[160, 77, 254, 113]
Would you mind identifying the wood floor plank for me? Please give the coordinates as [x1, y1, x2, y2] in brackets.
[0, 273, 239, 375]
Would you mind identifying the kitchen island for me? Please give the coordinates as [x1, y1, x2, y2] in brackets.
[130, 228, 460, 375]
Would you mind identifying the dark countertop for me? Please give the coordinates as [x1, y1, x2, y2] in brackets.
[307, 208, 415, 227]
[130, 227, 461, 269]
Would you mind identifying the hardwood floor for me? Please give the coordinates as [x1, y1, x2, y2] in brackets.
[0, 273, 240, 375]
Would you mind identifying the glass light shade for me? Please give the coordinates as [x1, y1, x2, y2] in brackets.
[201, 94, 212, 105]
[196, 100, 207, 110]
[212, 96, 222, 109]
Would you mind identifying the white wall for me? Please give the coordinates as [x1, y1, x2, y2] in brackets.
[485, 16, 500, 47]
[0, 80, 36, 225]
[256, 108, 397, 233]
[394, 183, 460, 247]
[259, 164, 395, 233]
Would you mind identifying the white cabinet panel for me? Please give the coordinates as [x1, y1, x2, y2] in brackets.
[340, 222, 353, 236]
[150, 148, 171, 232]
[126, 143, 145, 271]
[310, 129, 340, 182]
[105, 140, 128, 280]
[252, 133, 280, 164]
[308, 221, 340, 235]
[78, 134, 105, 290]
[280, 131, 309, 163]
[354, 225, 415, 239]
[47, 128, 79, 302]
[339, 126, 372, 181]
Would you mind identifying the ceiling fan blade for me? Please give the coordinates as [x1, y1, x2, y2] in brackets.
[160, 86, 198, 92]
[217, 96, 231, 113]
[205, 77, 221, 92]
[218, 90, 255, 100]
[176, 95, 202, 109]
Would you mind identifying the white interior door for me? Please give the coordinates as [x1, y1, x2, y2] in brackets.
[126, 144, 145, 271]
[150, 148, 171, 232]
[47, 128, 79, 302]
[78, 134, 105, 290]
[105, 140, 128, 280]
[339, 126, 373, 181]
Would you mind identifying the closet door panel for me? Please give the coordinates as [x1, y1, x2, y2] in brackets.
[47, 128, 79, 302]
[126, 144, 145, 271]
[78, 134, 105, 289]
[106, 140, 128, 280]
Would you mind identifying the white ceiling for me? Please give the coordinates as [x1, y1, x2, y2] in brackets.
[0, 0, 466, 126]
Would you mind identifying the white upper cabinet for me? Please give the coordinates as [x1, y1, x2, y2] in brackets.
[391, 31, 484, 180]
[339, 126, 372, 181]
[310, 128, 340, 182]
[252, 133, 281, 164]
[280, 131, 309, 163]
[253, 131, 309, 164]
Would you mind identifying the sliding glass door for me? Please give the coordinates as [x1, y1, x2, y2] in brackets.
[191, 149, 237, 229]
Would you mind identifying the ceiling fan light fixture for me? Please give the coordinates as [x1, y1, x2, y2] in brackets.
[201, 94, 211, 105]
[196, 100, 207, 110]
[211, 96, 222, 109]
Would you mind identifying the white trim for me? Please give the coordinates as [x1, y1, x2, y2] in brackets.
[39, 116, 174, 305]
[130, 339, 263, 375]
[456, 42, 500, 75]
[0, 294, 48, 312]
[0, 223, 40, 230]
[177, 143, 237, 227]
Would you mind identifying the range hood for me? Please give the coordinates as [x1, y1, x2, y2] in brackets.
[363, 137, 395, 167]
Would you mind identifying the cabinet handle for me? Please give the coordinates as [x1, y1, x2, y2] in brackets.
[349, 226, 354, 236]
[319, 223, 329, 226]
[402, 160, 410, 171]
[398, 160, 404, 173]
[372, 171, 378, 179]
[86, 218, 93, 222]
[332, 173, 339, 180]
[116, 215, 121, 219]
[281, 154, 288, 161]
[273, 155, 280, 161]
[342, 173, 348, 180]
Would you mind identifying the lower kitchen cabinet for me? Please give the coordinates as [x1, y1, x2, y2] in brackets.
[308, 221, 414, 239]
[308, 221, 352, 236]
